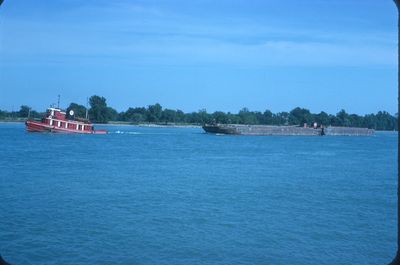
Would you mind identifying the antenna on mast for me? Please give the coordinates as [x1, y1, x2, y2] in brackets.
[57, 95, 60, 109]
[85, 97, 89, 120]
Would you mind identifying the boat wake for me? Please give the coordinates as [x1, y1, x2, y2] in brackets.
[113, 130, 178, 135]
[113, 130, 141, 135]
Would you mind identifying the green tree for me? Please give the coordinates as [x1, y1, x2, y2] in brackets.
[361, 114, 375, 129]
[0, 110, 6, 119]
[212, 111, 229, 124]
[263, 110, 274, 125]
[348, 114, 363, 128]
[19, 105, 30, 118]
[238, 108, 258, 124]
[315, 111, 330, 126]
[106, 107, 119, 121]
[175, 110, 186, 123]
[147, 103, 162, 122]
[161, 109, 177, 123]
[89, 95, 109, 123]
[66, 103, 87, 119]
[288, 107, 312, 125]
[273, 112, 289, 125]
[375, 111, 396, 130]
[226, 112, 240, 124]
[122, 107, 147, 123]
[335, 109, 351, 127]
[197, 109, 211, 124]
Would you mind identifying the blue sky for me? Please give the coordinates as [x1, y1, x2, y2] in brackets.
[0, 0, 397, 114]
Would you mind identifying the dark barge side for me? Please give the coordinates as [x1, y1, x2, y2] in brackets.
[202, 124, 374, 136]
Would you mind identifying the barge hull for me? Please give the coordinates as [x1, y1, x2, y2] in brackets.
[202, 124, 374, 136]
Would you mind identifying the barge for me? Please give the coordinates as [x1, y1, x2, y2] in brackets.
[202, 124, 374, 136]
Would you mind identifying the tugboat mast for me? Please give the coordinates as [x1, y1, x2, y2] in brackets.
[85, 97, 89, 120]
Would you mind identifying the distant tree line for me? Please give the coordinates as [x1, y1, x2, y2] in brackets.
[0, 95, 397, 131]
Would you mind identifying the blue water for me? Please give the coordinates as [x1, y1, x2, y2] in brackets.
[0, 123, 397, 265]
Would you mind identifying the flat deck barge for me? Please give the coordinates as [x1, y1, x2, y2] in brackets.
[202, 124, 374, 136]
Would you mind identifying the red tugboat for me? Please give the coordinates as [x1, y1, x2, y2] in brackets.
[25, 107, 107, 134]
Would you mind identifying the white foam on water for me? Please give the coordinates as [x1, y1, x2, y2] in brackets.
[113, 131, 141, 135]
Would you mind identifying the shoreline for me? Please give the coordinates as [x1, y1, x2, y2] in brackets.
[0, 120, 25, 124]
[0, 120, 200, 128]
[97, 122, 201, 128]
[0, 120, 396, 131]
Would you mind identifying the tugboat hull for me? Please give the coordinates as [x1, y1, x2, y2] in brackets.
[26, 120, 107, 134]
[25, 120, 52, 132]
[25, 106, 108, 134]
